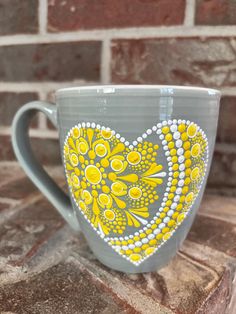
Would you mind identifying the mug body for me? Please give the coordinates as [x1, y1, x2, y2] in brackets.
[56, 85, 220, 273]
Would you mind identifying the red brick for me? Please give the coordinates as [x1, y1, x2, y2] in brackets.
[0, 0, 38, 35]
[48, 0, 185, 32]
[217, 96, 236, 143]
[0, 42, 101, 82]
[207, 143, 236, 192]
[0, 92, 39, 127]
[196, 0, 236, 25]
[0, 135, 61, 164]
[188, 214, 236, 257]
[111, 38, 236, 87]
[0, 260, 124, 313]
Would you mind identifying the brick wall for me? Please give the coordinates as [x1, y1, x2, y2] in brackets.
[1, 0, 236, 195]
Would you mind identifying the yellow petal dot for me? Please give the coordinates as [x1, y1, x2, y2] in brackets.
[72, 127, 80, 138]
[149, 239, 157, 246]
[104, 209, 115, 221]
[184, 151, 191, 159]
[128, 239, 134, 244]
[176, 204, 183, 211]
[191, 167, 200, 180]
[184, 177, 191, 185]
[172, 164, 179, 171]
[173, 171, 179, 178]
[64, 145, 69, 155]
[181, 132, 188, 141]
[111, 159, 123, 171]
[156, 233, 163, 240]
[83, 190, 92, 204]
[170, 186, 176, 193]
[147, 147, 153, 153]
[185, 159, 192, 168]
[101, 129, 112, 139]
[187, 123, 198, 138]
[168, 141, 175, 149]
[154, 144, 159, 150]
[162, 227, 170, 234]
[88, 150, 96, 159]
[141, 150, 147, 155]
[108, 172, 117, 181]
[130, 254, 142, 262]
[99, 193, 110, 205]
[70, 153, 79, 166]
[125, 250, 132, 255]
[172, 179, 178, 186]
[92, 190, 98, 197]
[140, 233, 146, 238]
[151, 224, 157, 229]
[156, 218, 162, 224]
[170, 149, 177, 156]
[172, 156, 178, 163]
[185, 192, 194, 204]
[168, 193, 175, 200]
[127, 151, 141, 165]
[165, 133, 173, 141]
[178, 124, 186, 133]
[81, 181, 87, 189]
[72, 174, 80, 188]
[191, 143, 201, 157]
[162, 126, 170, 134]
[78, 142, 88, 155]
[85, 165, 102, 185]
[142, 244, 149, 250]
[133, 236, 140, 241]
[163, 232, 171, 240]
[101, 158, 109, 168]
[183, 141, 191, 150]
[179, 196, 185, 203]
[102, 185, 110, 193]
[182, 186, 189, 195]
[172, 212, 179, 220]
[163, 207, 169, 212]
[177, 213, 185, 223]
[145, 247, 155, 256]
[111, 181, 124, 195]
[95, 144, 107, 157]
[168, 220, 176, 227]
[146, 229, 152, 235]
[185, 168, 191, 176]
[160, 212, 166, 219]
[133, 247, 141, 253]
[79, 200, 87, 212]
[166, 200, 172, 207]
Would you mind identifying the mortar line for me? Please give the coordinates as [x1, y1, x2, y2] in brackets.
[184, 0, 196, 27]
[0, 26, 236, 46]
[39, 0, 48, 35]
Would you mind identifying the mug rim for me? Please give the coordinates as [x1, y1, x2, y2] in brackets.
[56, 84, 221, 98]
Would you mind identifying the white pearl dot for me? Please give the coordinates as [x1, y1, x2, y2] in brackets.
[152, 126, 157, 131]
[86, 122, 91, 127]
[177, 148, 184, 156]
[124, 141, 129, 146]
[176, 140, 182, 148]
[165, 152, 170, 156]
[129, 244, 135, 249]
[171, 203, 177, 209]
[164, 217, 170, 223]
[156, 129, 162, 135]
[159, 134, 164, 140]
[174, 195, 180, 202]
[157, 123, 162, 128]
[147, 129, 152, 135]
[142, 133, 147, 139]
[162, 140, 167, 145]
[167, 210, 174, 216]
[148, 234, 155, 240]
[82, 122, 85, 127]
[162, 121, 168, 126]
[122, 246, 128, 250]
[116, 133, 120, 139]
[134, 232, 139, 236]
[137, 137, 142, 142]
[120, 137, 125, 142]
[133, 141, 138, 146]
[142, 238, 148, 244]
[178, 156, 185, 163]
[159, 223, 166, 229]
[176, 187, 182, 194]
[173, 119, 177, 124]
[179, 164, 185, 171]
[170, 125, 177, 132]
[167, 157, 172, 161]
[164, 146, 168, 151]
[178, 179, 185, 187]
[154, 229, 161, 235]
[179, 172, 185, 179]
[168, 120, 173, 125]
[173, 132, 181, 140]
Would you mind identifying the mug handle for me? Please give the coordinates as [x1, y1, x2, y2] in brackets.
[12, 101, 80, 231]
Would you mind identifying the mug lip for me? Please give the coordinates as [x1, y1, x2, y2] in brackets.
[56, 84, 221, 98]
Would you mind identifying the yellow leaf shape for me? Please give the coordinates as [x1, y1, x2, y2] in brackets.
[92, 197, 100, 215]
[111, 194, 126, 209]
[68, 137, 76, 150]
[109, 143, 125, 157]
[142, 163, 163, 177]
[129, 207, 149, 218]
[126, 212, 140, 227]
[87, 128, 94, 147]
[118, 173, 139, 183]
[66, 163, 74, 171]
[142, 177, 163, 187]
[99, 221, 110, 235]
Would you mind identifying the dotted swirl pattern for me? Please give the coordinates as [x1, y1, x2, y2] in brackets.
[64, 119, 208, 266]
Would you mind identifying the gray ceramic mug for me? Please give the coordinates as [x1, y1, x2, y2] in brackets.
[12, 85, 221, 273]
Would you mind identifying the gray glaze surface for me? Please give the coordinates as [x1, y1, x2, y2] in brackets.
[12, 85, 221, 273]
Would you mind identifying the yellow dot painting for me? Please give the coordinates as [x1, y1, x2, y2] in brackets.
[64, 120, 208, 266]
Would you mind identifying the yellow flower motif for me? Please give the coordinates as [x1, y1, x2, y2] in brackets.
[64, 125, 166, 237]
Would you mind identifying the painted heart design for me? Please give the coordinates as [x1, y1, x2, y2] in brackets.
[63, 120, 208, 265]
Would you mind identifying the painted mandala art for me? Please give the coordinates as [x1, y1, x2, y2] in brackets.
[63, 120, 208, 266]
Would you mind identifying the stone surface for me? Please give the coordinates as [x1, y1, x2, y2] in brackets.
[196, 0, 236, 25]
[0, 42, 101, 82]
[48, 0, 185, 32]
[0, 0, 38, 35]
[111, 38, 236, 87]
[0, 163, 236, 313]
[0, 92, 38, 127]
[217, 96, 236, 143]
